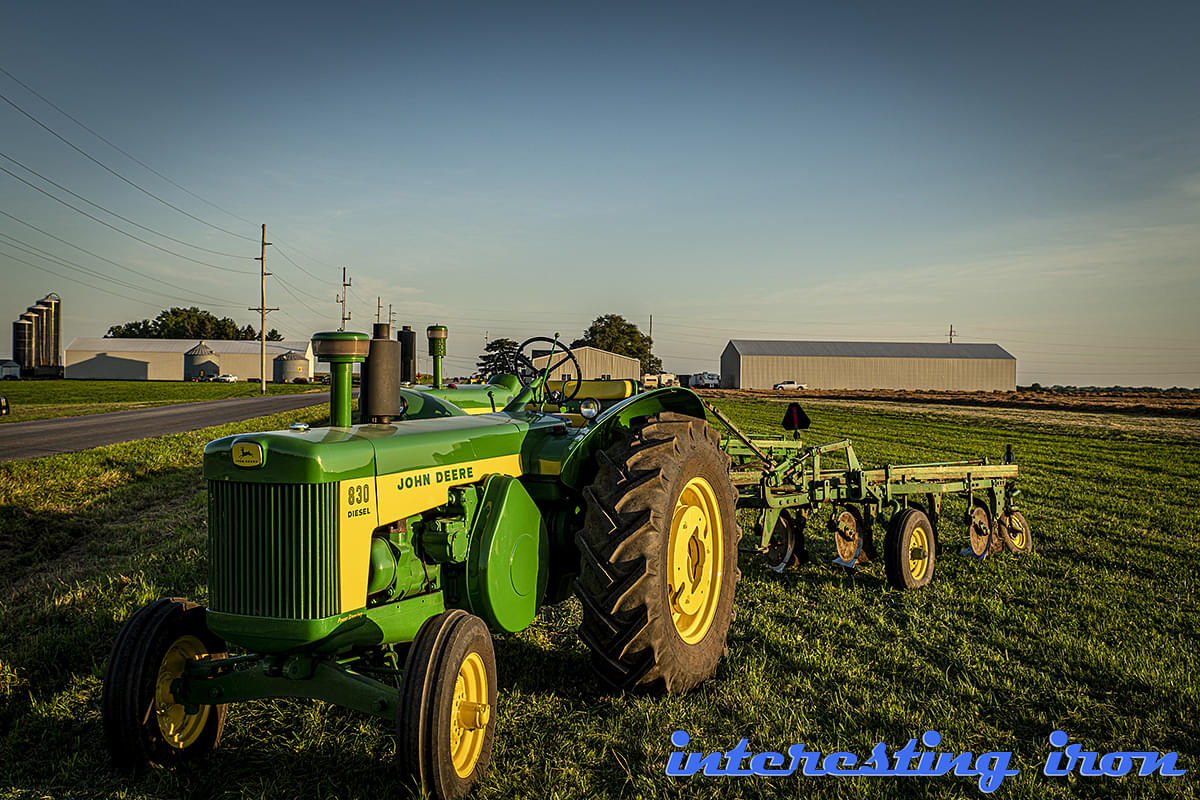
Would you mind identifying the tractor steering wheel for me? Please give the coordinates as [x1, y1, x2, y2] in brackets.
[511, 336, 583, 401]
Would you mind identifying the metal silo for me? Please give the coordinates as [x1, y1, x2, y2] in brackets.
[13, 317, 35, 371]
[184, 341, 219, 381]
[42, 293, 61, 367]
[273, 350, 309, 383]
[27, 303, 50, 367]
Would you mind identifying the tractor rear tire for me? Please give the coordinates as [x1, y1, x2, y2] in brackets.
[398, 610, 497, 800]
[575, 412, 739, 694]
[884, 509, 936, 590]
[101, 597, 227, 772]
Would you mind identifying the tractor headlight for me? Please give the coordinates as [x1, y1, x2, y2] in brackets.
[580, 397, 601, 420]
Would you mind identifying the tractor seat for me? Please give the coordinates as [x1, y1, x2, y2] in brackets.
[546, 379, 637, 401]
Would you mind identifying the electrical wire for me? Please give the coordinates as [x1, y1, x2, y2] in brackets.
[0, 150, 251, 258]
[272, 243, 330, 284]
[274, 274, 328, 316]
[0, 165, 255, 273]
[0, 209, 244, 295]
[0, 244, 239, 310]
[0, 86, 256, 241]
[0, 64, 257, 228]
[0, 230, 238, 307]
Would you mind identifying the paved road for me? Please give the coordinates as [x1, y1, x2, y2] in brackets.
[0, 392, 330, 463]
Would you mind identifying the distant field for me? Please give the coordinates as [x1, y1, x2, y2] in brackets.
[0, 380, 318, 423]
[0, 399, 1195, 799]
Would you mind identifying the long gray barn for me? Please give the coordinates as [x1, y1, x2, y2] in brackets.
[721, 341, 1016, 391]
[65, 338, 314, 381]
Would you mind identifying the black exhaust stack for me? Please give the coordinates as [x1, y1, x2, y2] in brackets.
[397, 325, 417, 384]
[360, 323, 404, 424]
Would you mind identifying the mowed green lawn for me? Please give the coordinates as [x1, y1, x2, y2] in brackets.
[0, 399, 1196, 799]
[0, 380, 318, 423]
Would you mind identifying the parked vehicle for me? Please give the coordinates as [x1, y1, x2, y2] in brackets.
[212, 374, 238, 383]
[772, 380, 806, 390]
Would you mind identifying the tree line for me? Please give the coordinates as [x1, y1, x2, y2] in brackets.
[107, 307, 282, 341]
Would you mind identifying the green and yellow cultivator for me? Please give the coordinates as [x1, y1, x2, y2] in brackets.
[704, 401, 1031, 589]
[101, 326, 1031, 799]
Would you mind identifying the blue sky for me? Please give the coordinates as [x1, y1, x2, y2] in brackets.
[1, 1, 1197, 384]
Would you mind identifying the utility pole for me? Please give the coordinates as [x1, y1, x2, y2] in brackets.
[249, 223, 277, 396]
[948, 324, 956, 344]
[388, 304, 396, 326]
[376, 296, 382, 324]
[337, 267, 352, 331]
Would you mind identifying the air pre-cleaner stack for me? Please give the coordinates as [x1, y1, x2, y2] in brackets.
[427, 325, 447, 389]
[360, 323, 404, 424]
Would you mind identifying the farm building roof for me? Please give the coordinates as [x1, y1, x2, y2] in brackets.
[274, 350, 308, 361]
[726, 341, 1015, 360]
[531, 345, 639, 364]
[184, 341, 215, 356]
[66, 338, 312, 355]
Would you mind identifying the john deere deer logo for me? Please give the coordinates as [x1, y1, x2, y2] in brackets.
[232, 442, 263, 467]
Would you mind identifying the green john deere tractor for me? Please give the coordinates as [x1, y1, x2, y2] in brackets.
[102, 326, 740, 799]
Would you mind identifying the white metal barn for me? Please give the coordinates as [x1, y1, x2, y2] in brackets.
[65, 338, 315, 381]
[532, 346, 640, 381]
[720, 340, 1016, 391]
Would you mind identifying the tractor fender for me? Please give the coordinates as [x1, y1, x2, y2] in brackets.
[559, 387, 706, 490]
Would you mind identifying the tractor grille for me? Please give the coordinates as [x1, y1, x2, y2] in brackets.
[207, 481, 340, 619]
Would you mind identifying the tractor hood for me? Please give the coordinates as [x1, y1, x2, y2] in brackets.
[204, 414, 527, 484]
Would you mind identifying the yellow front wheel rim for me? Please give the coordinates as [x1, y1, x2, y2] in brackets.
[450, 652, 490, 778]
[154, 635, 211, 749]
[908, 525, 930, 581]
[667, 476, 724, 645]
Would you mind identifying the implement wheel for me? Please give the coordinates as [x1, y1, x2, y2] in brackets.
[575, 411, 740, 693]
[832, 506, 871, 565]
[399, 610, 497, 800]
[884, 509, 936, 590]
[764, 512, 803, 572]
[101, 597, 227, 772]
[967, 503, 992, 557]
[1000, 510, 1034, 554]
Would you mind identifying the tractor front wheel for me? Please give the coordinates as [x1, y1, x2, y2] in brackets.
[101, 597, 227, 772]
[575, 412, 740, 694]
[398, 610, 498, 800]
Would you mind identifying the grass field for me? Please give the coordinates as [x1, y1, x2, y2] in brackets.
[0, 380, 318, 423]
[0, 399, 1196, 799]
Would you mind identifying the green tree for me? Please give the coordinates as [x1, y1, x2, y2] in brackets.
[571, 314, 661, 374]
[107, 307, 283, 341]
[476, 337, 519, 378]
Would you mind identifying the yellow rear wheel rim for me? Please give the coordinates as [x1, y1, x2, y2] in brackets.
[154, 635, 211, 749]
[908, 525, 930, 581]
[667, 476, 724, 645]
[450, 652, 489, 778]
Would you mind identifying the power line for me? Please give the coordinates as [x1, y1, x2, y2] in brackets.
[0, 150, 250, 258]
[0, 87, 256, 242]
[0, 230, 238, 307]
[274, 273, 327, 316]
[272, 243, 329, 284]
[0, 208, 243, 295]
[0, 164, 255, 273]
[0, 64, 257, 228]
[0, 243, 238, 310]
